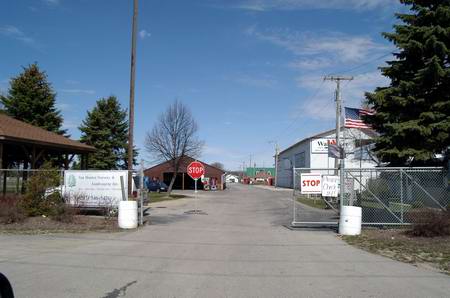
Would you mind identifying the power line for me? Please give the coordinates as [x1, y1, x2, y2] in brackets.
[271, 79, 326, 141]
[326, 52, 393, 77]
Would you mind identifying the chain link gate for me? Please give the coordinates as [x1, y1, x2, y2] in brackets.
[292, 168, 340, 227]
[292, 167, 449, 227]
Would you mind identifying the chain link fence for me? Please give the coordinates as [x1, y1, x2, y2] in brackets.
[292, 168, 340, 226]
[292, 167, 449, 226]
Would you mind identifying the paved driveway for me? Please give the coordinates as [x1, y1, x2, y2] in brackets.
[0, 184, 449, 297]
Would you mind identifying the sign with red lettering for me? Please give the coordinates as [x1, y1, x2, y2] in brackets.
[300, 173, 322, 194]
[187, 161, 205, 180]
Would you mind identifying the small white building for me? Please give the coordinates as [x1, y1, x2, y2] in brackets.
[276, 128, 378, 188]
[225, 174, 240, 183]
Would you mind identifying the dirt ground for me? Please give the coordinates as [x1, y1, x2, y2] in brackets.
[343, 229, 450, 274]
[0, 215, 120, 234]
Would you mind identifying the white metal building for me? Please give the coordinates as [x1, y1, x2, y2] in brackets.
[225, 174, 240, 183]
[276, 128, 378, 188]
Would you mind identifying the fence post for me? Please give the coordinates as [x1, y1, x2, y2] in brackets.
[139, 160, 144, 226]
[400, 169, 404, 223]
[60, 170, 64, 201]
[292, 167, 296, 225]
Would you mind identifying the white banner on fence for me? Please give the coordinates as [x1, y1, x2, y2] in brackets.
[322, 175, 339, 197]
[300, 173, 322, 194]
[64, 170, 128, 207]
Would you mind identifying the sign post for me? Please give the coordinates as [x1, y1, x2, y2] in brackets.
[187, 161, 205, 213]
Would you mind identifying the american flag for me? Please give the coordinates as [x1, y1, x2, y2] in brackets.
[344, 107, 374, 129]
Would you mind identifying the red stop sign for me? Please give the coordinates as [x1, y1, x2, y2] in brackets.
[187, 161, 205, 180]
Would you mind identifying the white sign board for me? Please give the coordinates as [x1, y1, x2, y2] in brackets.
[321, 175, 339, 197]
[311, 138, 336, 153]
[64, 170, 128, 207]
[300, 173, 322, 194]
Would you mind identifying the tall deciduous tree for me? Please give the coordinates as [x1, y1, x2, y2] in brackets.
[211, 162, 225, 170]
[0, 63, 66, 135]
[79, 96, 137, 170]
[145, 100, 203, 193]
[365, 0, 450, 166]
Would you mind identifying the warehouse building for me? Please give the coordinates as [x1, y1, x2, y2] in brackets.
[144, 156, 226, 190]
[276, 128, 378, 188]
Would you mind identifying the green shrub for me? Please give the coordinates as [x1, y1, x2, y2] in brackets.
[0, 195, 26, 224]
[21, 163, 62, 217]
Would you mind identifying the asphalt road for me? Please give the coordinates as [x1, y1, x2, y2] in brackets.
[0, 184, 449, 298]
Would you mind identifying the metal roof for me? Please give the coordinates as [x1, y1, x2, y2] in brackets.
[0, 113, 95, 153]
[278, 127, 377, 156]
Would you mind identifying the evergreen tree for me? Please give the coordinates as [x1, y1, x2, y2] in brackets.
[79, 96, 137, 170]
[0, 63, 66, 134]
[365, 0, 450, 166]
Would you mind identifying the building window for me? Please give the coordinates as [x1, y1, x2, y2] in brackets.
[294, 152, 305, 168]
[283, 158, 292, 170]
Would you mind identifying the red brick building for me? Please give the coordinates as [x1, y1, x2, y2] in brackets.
[144, 156, 226, 190]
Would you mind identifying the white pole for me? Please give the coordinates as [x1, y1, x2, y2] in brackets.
[194, 178, 198, 212]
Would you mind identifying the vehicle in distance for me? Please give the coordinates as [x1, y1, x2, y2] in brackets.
[146, 180, 168, 193]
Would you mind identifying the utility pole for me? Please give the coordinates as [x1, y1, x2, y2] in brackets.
[249, 154, 252, 177]
[127, 0, 138, 196]
[324, 76, 353, 169]
[324, 75, 353, 210]
[269, 141, 279, 188]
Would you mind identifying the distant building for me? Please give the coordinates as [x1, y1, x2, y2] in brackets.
[245, 167, 275, 185]
[144, 156, 226, 190]
[276, 128, 378, 188]
[245, 167, 275, 178]
[225, 174, 239, 183]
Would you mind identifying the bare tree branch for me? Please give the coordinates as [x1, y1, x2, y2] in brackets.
[145, 100, 203, 193]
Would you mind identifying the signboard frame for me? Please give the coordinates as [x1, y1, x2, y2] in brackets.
[300, 173, 322, 194]
[64, 170, 128, 208]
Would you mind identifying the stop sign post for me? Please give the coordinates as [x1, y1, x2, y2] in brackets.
[187, 161, 205, 193]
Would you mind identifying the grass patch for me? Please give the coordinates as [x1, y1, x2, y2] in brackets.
[148, 193, 187, 203]
[343, 229, 450, 274]
[297, 196, 328, 209]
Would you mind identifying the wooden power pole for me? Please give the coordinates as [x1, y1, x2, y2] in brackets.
[324, 75, 353, 210]
[128, 0, 138, 196]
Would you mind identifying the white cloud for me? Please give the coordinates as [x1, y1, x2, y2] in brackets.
[65, 79, 80, 85]
[0, 25, 40, 48]
[59, 89, 95, 95]
[288, 57, 332, 70]
[296, 71, 389, 120]
[246, 26, 389, 64]
[139, 30, 151, 39]
[56, 103, 71, 111]
[62, 119, 79, 130]
[43, 0, 60, 6]
[226, 0, 398, 11]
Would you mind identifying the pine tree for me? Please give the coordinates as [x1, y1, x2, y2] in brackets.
[365, 0, 450, 166]
[0, 63, 66, 134]
[79, 96, 137, 170]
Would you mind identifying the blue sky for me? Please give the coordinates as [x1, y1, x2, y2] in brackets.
[0, 0, 405, 170]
